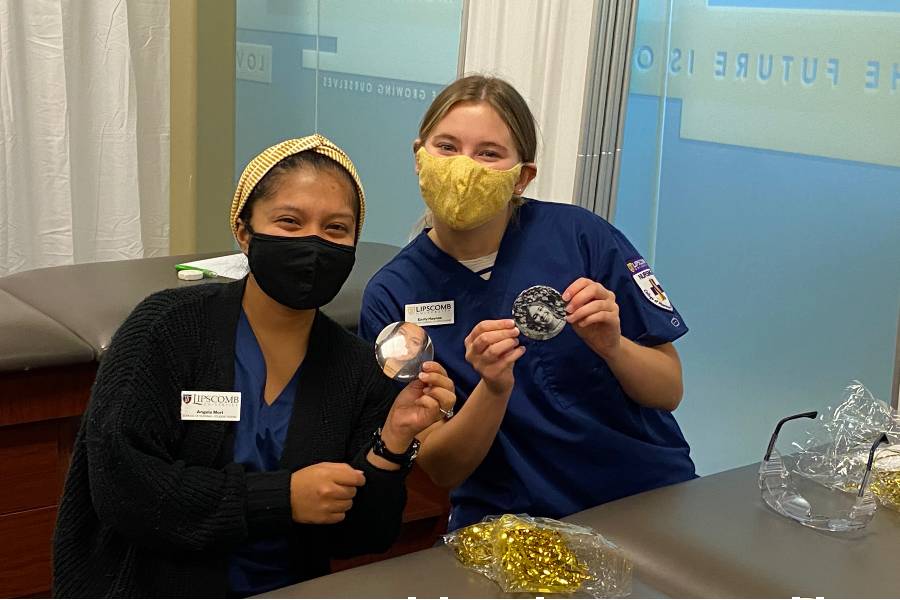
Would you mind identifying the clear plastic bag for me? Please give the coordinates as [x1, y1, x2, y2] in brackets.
[790, 380, 900, 510]
[443, 514, 632, 597]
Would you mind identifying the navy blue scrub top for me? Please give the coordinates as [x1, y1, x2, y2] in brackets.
[359, 200, 696, 531]
[228, 310, 301, 597]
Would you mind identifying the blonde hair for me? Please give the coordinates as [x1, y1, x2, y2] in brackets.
[419, 75, 537, 163]
[411, 75, 538, 238]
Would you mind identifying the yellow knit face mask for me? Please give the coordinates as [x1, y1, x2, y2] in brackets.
[416, 147, 522, 231]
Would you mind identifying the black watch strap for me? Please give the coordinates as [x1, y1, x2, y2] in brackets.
[371, 427, 420, 468]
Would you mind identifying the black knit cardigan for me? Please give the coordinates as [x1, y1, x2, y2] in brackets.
[52, 279, 406, 598]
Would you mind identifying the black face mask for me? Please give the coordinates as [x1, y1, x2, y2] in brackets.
[246, 231, 356, 310]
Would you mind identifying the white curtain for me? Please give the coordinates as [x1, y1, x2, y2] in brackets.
[463, 0, 595, 205]
[0, 0, 169, 277]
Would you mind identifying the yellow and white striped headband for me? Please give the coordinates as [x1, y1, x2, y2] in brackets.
[230, 133, 366, 241]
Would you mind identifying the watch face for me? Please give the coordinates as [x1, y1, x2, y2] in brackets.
[512, 285, 567, 341]
[374, 321, 434, 381]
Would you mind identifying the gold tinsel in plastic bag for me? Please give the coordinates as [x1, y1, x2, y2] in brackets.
[445, 514, 632, 597]
[454, 522, 496, 570]
[870, 445, 900, 511]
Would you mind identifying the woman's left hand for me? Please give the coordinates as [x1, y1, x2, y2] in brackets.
[563, 277, 622, 359]
[381, 361, 456, 451]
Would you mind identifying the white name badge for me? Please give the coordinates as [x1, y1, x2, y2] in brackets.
[180, 391, 241, 421]
[405, 300, 455, 327]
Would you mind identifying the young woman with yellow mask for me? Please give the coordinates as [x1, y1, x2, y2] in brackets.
[53, 135, 456, 597]
[359, 76, 696, 531]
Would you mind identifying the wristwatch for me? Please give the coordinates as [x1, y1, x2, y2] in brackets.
[371, 427, 420, 468]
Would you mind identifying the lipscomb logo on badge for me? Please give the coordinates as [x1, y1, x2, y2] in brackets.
[182, 393, 192, 404]
[626, 258, 647, 274]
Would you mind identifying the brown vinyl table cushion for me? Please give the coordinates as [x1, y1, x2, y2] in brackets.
[320, 242, 399, 332]
[0, 289, 94, 372]
[0, 243, 399, 358]
[0, 253, 226, 358]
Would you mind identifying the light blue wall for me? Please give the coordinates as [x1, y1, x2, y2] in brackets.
[616, 2, 900, 476]
[235, 0, 463, 247]
[708, 0, 900, 10]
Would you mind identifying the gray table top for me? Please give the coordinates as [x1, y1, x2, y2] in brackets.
[257, 544, 664, 599]
[566, 463, 900, 598]
[260, 463, 900, 598]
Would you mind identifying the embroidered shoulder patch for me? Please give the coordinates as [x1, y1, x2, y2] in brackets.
[626, 258, 673, 312]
